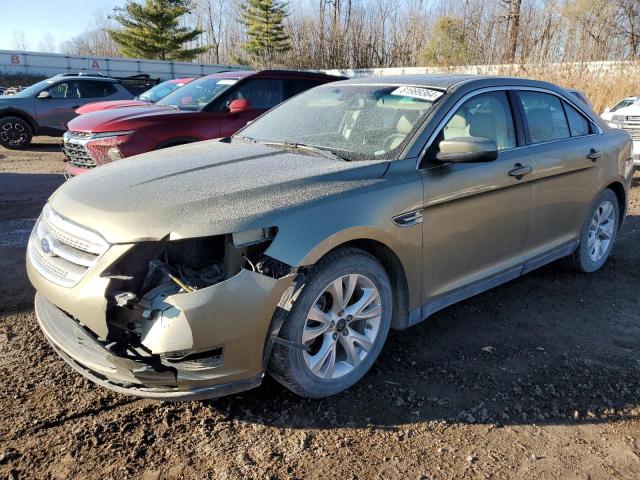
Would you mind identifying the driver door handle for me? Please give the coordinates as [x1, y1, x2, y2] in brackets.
[508, 163, 533, 179]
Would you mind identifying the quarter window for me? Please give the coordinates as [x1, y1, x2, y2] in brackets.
[518, 91, 570, 144]
[440, 91, 516, 150]
[563, 101, 591, 137]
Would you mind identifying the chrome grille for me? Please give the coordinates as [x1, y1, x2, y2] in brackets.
[63, 132, 96, 168]
[619, 118, 640, 141]
[28, 204, 109, 287]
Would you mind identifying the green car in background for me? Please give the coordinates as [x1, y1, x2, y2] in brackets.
[27, 75, 634, 400]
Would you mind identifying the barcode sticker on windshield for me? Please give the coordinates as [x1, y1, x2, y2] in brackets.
[391, 86, 444, 102]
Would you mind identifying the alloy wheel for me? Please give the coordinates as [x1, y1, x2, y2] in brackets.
[0, 122, 28, 147]
[587, 200, 615, 262]
[302, 274, 382, 380]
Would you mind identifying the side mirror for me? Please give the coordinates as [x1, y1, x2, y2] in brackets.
[229, 98, 252, 114]
[603, 107, 611, 113]
[436, 136, 498, 163]
[37, 91, 51, 99]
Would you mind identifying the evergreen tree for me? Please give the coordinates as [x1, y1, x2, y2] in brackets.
[418, 17, 473, 67]
[241, 0, 291, 65]
[107, 0, 207, 61]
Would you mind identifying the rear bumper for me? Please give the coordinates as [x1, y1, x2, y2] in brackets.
[35, 293, 264, 401]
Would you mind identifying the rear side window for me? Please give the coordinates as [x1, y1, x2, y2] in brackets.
[79, 81, 118, 98]
[518, 91, 570, 144]
[563, 101, 591, 137]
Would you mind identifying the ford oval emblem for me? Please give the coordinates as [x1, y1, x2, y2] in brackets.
[40, 236, 53, 255]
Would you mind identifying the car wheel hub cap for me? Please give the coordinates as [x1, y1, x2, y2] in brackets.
[0, 123, 27, 146]
[587, 200, 615, 262]
[302, 274, 382, 380]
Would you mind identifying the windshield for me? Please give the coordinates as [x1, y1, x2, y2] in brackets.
[5, 79, 55, 98]
[156, 76, 239, 110]
[611, 98, 637, 112]
[237, 84, 442, 160]
[139, 79, 190, 103]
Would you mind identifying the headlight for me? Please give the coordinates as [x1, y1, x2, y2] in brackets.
[85, 131, 134, 166]
[611, 114, 626, 123]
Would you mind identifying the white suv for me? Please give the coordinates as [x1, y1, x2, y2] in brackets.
[602, 97, 640, 170]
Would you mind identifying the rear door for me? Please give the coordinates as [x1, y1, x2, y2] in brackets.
[514, 90, 603, 261]
[419, 89, 535, 304]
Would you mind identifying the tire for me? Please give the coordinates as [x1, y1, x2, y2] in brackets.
[269, 247, 393, 398]
[564, 188, 620, 273]
[0, 116, 33, 150]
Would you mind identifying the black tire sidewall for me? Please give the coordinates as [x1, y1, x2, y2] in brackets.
[278, 250, 393, 398]
[0, 117, 33, 150]
[576, 189, 619, 272]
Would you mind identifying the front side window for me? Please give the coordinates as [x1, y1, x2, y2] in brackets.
[221, 79, 285, 110]
[518, 91, 570, 144]
[440, 91, 516, 150]
[46, 81, 80, 99]
[238, 84, 442, 160]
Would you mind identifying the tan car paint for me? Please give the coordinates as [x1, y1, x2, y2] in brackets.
[26, 75, 634, 400]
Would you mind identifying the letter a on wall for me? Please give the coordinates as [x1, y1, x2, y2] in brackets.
[91, 60, 100, 69]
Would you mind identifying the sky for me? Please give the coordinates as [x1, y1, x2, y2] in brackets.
[0, 0, 126, 51]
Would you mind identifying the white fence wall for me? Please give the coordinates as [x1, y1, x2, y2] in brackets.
[0, 50, 247, 80]
[324, 61, 640, 78]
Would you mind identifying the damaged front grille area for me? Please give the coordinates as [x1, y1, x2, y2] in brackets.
[28, 204, 110, 287]
[102, 229, 292, 371]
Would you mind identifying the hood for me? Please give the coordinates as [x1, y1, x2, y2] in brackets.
[49, 140, 389, 244]
[66, 104, 192, 133]
[75, 100, 150, 115]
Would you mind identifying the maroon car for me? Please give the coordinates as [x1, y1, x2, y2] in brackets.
[62, 70, 344, 175]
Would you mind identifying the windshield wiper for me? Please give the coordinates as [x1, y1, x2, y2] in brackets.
[261, 141, 350, 161]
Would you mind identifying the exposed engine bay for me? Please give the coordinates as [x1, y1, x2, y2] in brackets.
[99, 229, 293, 374]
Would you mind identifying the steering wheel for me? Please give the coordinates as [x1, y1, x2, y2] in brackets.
[384, 133, 406, 151]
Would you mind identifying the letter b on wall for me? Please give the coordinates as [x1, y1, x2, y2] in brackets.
[11, 54, 21, 65]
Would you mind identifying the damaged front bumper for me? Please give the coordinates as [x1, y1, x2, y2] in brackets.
[32, 267, 295, 401]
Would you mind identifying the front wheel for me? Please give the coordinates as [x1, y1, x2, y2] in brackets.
[269, 247, 393, 398]
[0, 116, 33, 150]
[564, 188, 620, 273]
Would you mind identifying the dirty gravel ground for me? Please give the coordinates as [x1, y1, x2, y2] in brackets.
[0, 138, 639, 480]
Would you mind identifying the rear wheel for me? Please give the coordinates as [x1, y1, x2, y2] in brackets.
[564, 189, 619, 273]
[0, 116, 33, 150]
[269, 247, 393, 398]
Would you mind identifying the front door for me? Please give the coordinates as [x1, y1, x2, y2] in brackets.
[419, 90, 534, 306]
[35, 80, 86, 131]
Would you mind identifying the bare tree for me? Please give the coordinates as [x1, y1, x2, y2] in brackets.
[11, 31, 29, 51]
[37, 33, 56, 53]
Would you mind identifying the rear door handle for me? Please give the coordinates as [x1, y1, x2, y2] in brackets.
[508, 163, 533, 179]
[586, 149, 601, 162]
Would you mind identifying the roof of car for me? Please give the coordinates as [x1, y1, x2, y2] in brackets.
[330, 74, 572, 92]
[200, 69, 346, 81]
